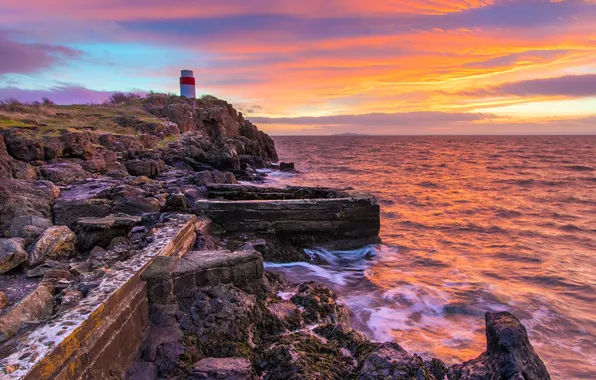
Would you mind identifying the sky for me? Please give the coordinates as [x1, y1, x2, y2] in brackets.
[1, 0, 595, 135]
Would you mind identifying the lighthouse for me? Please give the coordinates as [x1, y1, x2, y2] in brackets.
[180, 70, 196, 98]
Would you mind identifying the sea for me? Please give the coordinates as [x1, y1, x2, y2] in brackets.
[264, 135, 596, 379]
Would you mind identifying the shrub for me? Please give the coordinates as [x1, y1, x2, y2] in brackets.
[104, 92, 142, 105]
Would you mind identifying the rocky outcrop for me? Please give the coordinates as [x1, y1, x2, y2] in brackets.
[40, 162, 92, 185]
[125, 159, 165, 178]
[448, 312, 551, 380]
[0, 238, 28, 274]
[0, 179, 59, 232]
[27, 226, 77, 266]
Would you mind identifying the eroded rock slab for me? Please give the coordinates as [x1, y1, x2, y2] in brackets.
[191, 357, 253, 380]
[27, 226, 77, 266]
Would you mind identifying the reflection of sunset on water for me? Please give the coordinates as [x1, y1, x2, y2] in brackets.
[268, 135, 596, 379]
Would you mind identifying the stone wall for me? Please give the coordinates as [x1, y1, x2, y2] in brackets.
[0, 214, 199, 379]
[195, 186, 380, 245]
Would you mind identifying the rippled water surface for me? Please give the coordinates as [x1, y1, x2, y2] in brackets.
[266, 136, 596, 379]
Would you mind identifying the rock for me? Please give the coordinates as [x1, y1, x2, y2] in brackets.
[8, 216, 53, 245]
[290, 282, 349, 325]
[42, 268, 72, 281]
[127, 361, 157, 380]
[43, 136, 65, 160]
[191, 357, 254, 380]
[0, 135, 13, 178]
[193, 170, 237, 186]
[59, 131, 96, 159]
[39, 162, 92, 185]
[358, 342, 435, 380]
[0, 292, 7, 310]
[25, 260, 68, 278]
[314, 323, 378, 362]
[0, 238, 27, 274]
[279, 162, 295, 172]
[53, 198, 113, 229]
[141, 325, 184, 377]
[163, 193, 187, 212]
[259, 332, 355, 379]
[177, 285, 259, 359]
[107, 236, 132, 251]
[80, 159, 107, 173]
[4, 132, 44, 162]
[73, 214, 141, 251]
[10, 160, 37, 180]
[0, 284, 54, 343]
[61, 290, 83, 307]
[265, 301, 303, 331]
[27, 226, 77, 266]
[125, 159, 165, 178]
[0, 179, 59, 232]
[447, 312, 551, 380]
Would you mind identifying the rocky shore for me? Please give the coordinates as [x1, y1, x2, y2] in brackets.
[0, 95, 550, 379]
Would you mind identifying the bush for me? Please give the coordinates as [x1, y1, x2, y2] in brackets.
[104, 92, 142, 105]
[41, 97, 55, 105]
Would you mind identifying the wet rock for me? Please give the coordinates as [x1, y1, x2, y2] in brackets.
[192, 170, 238, 186]
[279, 162, 295, 172]
[73, 213, 140, 251]
[125, 159, 165, 178]
[265, 301, 303, 331]
[27, 226, 77, 266]
[447, 312, 551, 380]
[191, 357, 254, 380]
[10, 160, 37, 180]
[178, 285, 259, 359]
[0, 238, 27, 274]
[290, 282, 349, 325]
[39, 162, 92, 185]
[258, 332, 355, 380]
[0, 179, 59, 231]
[8, 216, 53, 245]
[0, 291, 7, 309]
[358, 342, 435, 380]
[314, 323, 378, 362]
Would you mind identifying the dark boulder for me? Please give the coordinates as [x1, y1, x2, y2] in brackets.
[358, 342, 436, 380]
[290, 282, 349, 325]
[59, 131, 96, 160]
[4, 132, 44, 162]
[0, 179, 59, 232]
[448, 312, 551, 380]
[8, 216, 53, 245]
[279, 162, 295, 172]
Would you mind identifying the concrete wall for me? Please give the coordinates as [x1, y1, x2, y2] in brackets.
[0, 214, 200, 380]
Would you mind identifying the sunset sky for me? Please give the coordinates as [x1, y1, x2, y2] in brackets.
[1, 0, 595, 134]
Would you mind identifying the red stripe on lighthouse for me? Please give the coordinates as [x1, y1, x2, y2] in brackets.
[180, 77, 195, 85]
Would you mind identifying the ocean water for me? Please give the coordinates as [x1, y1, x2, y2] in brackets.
[265, 136, 596, 379]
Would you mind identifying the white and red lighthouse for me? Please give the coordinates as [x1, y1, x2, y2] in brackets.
[180, 70, 196, 98]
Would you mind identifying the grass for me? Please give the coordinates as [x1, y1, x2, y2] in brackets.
[0, 92, 233, 139]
